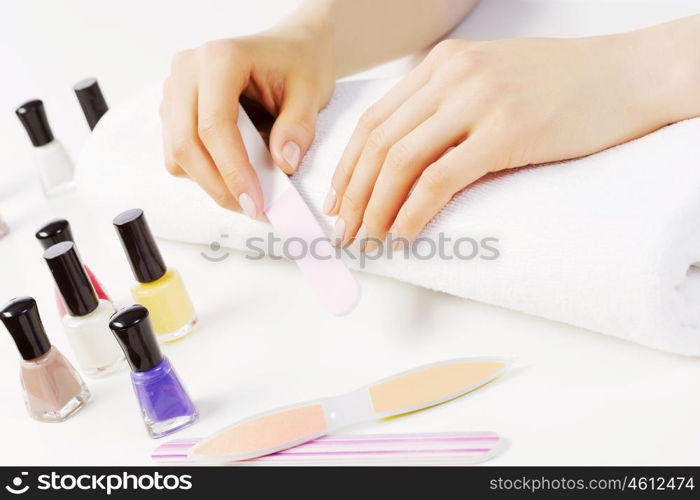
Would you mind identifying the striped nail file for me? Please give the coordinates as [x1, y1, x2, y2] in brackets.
[238, 107, 360, 315]
[152, 431, 506, 465]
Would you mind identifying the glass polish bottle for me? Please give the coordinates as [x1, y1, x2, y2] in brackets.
[35, 218, 112, 318]
[109, 305, 198, 438]
[113, 209, 196, 342]
[74, 78, 108, 131]
[43, 241, 125, 377]
[15, 100, 75, 197]
[0, 297, 90, 422]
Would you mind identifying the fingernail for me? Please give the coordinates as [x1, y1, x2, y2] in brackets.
[387, 230, 398, 248]
[331, 217, 346, 247]
[356, 224, 367, 251]
[323, 187, 337, 215]
[238, 193, 257, 219]
[282, 141, 301, 171]
[364, 239, 379, 254]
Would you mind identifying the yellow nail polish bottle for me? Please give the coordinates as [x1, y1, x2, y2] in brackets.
[113, 209, 196, 342]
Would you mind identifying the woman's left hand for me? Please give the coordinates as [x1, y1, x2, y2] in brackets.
[324, 27, 700, 251]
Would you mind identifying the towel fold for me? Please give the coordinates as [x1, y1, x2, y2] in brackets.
[76, 78, 700, 355]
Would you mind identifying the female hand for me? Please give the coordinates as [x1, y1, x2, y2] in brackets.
[326, 22, 700, 251]
[161, 25, 334, 217]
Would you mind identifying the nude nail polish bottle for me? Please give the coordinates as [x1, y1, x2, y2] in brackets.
[0, 297, 90, 422]
[44, 241, 125, 377]
[15, 100, 75, 197]
[113, 209, 196, 343]
[36, 219, 112, 318]
[109, 305, 198, 438]
[74, 78, 108, 131]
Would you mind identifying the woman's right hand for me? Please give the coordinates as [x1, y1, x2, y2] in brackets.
[160, 24, 335, 217]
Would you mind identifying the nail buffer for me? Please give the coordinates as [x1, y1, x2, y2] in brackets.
[237, 107, 359, 315]
[190, 357, 509, 462]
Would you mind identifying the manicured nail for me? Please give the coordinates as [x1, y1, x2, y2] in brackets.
[238, 193, 257, 219]
[355, 224, 367, 251]
[282, 141, 301, 172]
[323, 187, 337, 215]
[364, 239, 379, 254]
[387, 230, 399, 249]
[331, 217, 346, 247]
[392, 238, 405, 252]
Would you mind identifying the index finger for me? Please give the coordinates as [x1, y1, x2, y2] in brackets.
[196, 46, 263, 218]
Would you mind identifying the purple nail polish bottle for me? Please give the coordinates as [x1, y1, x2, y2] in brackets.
[109, 305, 197, 438]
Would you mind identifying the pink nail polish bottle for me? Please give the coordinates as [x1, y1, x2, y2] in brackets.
[35, 219, 111, 317]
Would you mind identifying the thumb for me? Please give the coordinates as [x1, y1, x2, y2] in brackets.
[269, 81, 318, 174]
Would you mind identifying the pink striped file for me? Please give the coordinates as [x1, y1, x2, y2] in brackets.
[152, 431, 506, 465]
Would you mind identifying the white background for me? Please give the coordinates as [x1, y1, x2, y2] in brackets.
[0, 0, 699, 465]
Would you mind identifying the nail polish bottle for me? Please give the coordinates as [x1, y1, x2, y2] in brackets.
[109, 305, 198, 438]
[113, 209, 196, 342]
[36, 218, 112, 318]
[74, 78, 108, 131]
[44, 241, 125, 377]
[0, 297, 90, 422]
[15, 100, 75, 197]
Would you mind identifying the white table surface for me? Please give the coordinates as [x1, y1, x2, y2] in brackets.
[1, 0, 699, 466]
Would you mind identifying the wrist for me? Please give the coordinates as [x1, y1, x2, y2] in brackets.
[261, 13, 335, 101]
[267, 5, 336, 77]
[621, 15, 700, 126]
[274, 0, 335, 58]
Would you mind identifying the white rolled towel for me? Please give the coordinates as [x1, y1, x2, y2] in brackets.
[76, 78, 700, 355]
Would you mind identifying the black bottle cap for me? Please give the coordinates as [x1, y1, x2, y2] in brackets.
[0, 297, 52, 361]
[113, 209, 166, 283]
[109, 305, 163, 373]
[43, 241, 98, 317]
[35, 219, 74, 250]
[15, 99, 54, 147]
[74, 78, 108, 131]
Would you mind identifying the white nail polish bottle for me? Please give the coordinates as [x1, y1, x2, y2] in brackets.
[16, 100, 75, 197]
[43, 241, 125, 378]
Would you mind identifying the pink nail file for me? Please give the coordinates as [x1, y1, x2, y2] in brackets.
[152, 431, 505, 465]
[237, 108, 360, 315]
